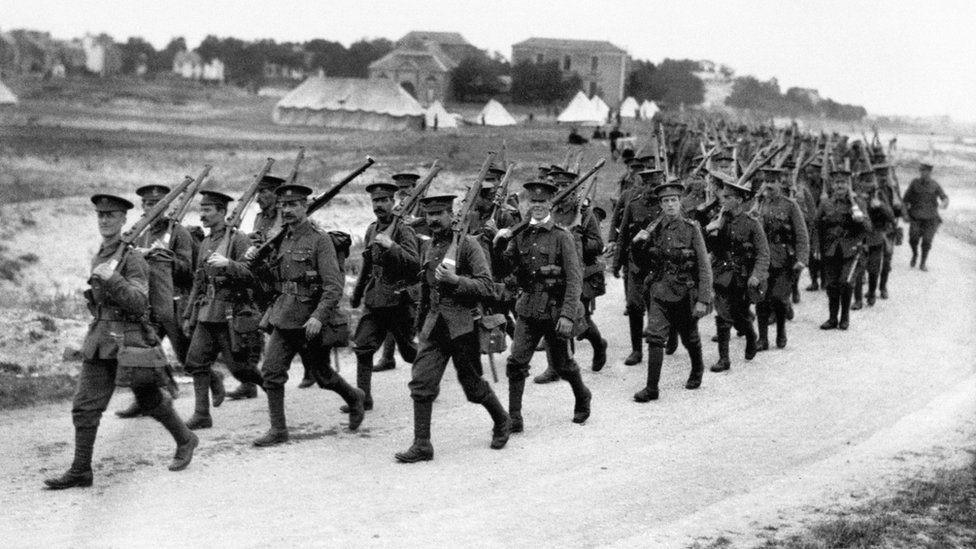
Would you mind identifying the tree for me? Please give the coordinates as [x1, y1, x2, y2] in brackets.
[156, 37, 186, 73]
[626, 58, 704, 106]
[511, 60, 580, 105]
[450, 56, 504, 102]
[118, 36, 156, 74]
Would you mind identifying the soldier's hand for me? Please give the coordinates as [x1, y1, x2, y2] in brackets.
[493, 228, 513, 243]
[633, 229, 650, 242]
[303, 317, 322, 340]
[206, 252, 230, 268]
[793, 261, 806, 272]
[693, 301, 709, 319]
[91, 262, 115, 281]
[181, 319, 192, 337]
[612, 266, 621, 279]
[374, 233, 394, 249]
[706, 219, 722, 233]
[434, 263, 459, 285]
[555, 316, 574, 338]
[748, 275, 760, 288]
[134, 246, 151, 255]
[244, 246, 258, 261]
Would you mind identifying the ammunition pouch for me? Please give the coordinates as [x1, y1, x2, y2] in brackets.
[478, 313, 508, 354]
[320, 311, 350, 348]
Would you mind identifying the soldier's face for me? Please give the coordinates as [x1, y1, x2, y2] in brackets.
[279, 199, 307, 224]
[528, 198, 551, 221]
[141, 198, 161, 214]
[97, 210, 126, 238]
[371, 195, 394, 219]
[424, 209, 452, 232]
[199, 204, 225, 228]
[256, 189, 277, 211]
[661, 195, 681, 217]
[831, 178, 849, 196]
[720, 189, 743, 209]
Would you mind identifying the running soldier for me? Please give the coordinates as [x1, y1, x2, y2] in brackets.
[902, 162, 949, 271]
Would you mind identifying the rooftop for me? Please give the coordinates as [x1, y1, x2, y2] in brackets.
[512, 37, 627, 54]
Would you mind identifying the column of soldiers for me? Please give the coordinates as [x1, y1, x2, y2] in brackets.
[47, 117, 949, 489]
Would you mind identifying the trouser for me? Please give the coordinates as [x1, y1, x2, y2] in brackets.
[854, 244, 884, 299]
[909, 218, 940, 263]
[880, 239, 894, 291]
[353, 304, 418, 362]
[407, 317, 492, 405]
[576, 298, 604, 349]
[506, 317, 578, 380]
[644, 293, 702, 351]
[184, 321, 263, 385]
[713, 281, 753, 335]
[154, 313, 190, 365]
[261, 327, 345, 390]
[823, 251, 856, 322]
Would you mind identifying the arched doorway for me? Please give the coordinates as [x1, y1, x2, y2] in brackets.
[400, 81, 417, 98]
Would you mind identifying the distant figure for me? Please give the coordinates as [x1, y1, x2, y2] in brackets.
[609, 125, 623, 160]
[592, 126, 607, 140]
[568, 127, 588, 145]
[903, 162, 949, 271]
[433, 114, 438, 131]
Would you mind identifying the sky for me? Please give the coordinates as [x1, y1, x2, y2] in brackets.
[5, 0, 975, 120]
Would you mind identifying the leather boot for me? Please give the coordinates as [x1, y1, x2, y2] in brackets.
[711, 324, 731, 372]
[866, 271, 879, 306]
[148, 397, 199, 471]
[395, 401, 434, 463]
[114, 399, 144, 419]
[839, 287, 852, 330]
[664, 326, 679, 355]
[624, 313, 643, 365]
[185, 373, 213, 430]
[791, 284, 801, 304]
[374, 334, 397, 371]
[580, 322, 608, 371]
[564, 370, 591, 424]
[298, 367, 315, 389]
[226, 382, 258, 400]
[879, 269, 890, 299]
[743, 322, 758, 360]
[756, 304, 770, 352]
[910, 246, 918, 267]
[355, 352, 374, 409]
[534, 349, 560, 384]
[44, 426, 96, 489]
[851, 279, 864, 311]
[209, 369, 225, 407]
[686, 343, 704, 389]
[920, 247, 930, 271]
[821, 288, 840, 329]
[634, 346, 663, 402]
[775, 303, 788, 349]
[508, 377, 525, 433]
[334, 378, 366, 431]
[254, 386, 288, 446]
[482, 392, 511, 450]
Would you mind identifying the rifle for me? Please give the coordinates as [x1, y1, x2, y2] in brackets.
[571, 173, 600, 228]
[500, 158, 607, 241]
[381, 160, 441, 238]
[217, 158, 275, 258]
[286, 147, 307, 185]
[103, 175, 195, 273]
[248, 156, 375, 264]
[658, 123, 670, 177]
[487, 162, 517, 223]
[441, 151, 496, 272]
[146, 165, 212, 250]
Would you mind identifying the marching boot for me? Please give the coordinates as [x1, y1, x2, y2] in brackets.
[743, 322, 758, 360]
[580, 322, 608, 371]
[634, 346, 663, 402]
[481, 392, 511, 450]
[851, 279, 864, 311]
[664, 326, 679, 355]
[149, 396, 199, 472]
[879, 268, 890, 299]
[710, 324, 731, 372]
[919, 246, 930, 271]
[756, 304, 770, 352]
[533, 366, 560, 384]
[866, 271, 879, 306]
[775, 303, 788, 349]
[624, 313, 644, 365]
[334, 378, 366, 431]
[909, 245, 918, 267]
[185, 372, 213, 430]
[395, 401, 434, 463]
[686, 343, 705, 389]
[373, 335, 397, 372]
[226, 382, 258, 400]
[508, 377, 525, 433]
[44, 426, 96, 489]
[839, 287, 852, 330]
[564, 370, 591, 424]
[791, 283, 801, 304]
[254, 386, 288, 447]
[298, 367, 315, 389]
[355, 352, 374, 410]
[820, 289, 840, 330]
[210, 369, 225, 407]
[114, 399, 144, 419]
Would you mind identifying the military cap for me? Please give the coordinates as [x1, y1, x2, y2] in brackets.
[275, 184, 313, 201]
[135, 184, 170, 201]
[257, 175, 286, 191]
[549, 164, 564, 173]
[723, 179, 753, 196]
[549, 170, 577, 185]
[621, 148, 635, 160]
[829, 167, 852, 177]
[805, 158, 823, 168]
[712, 152, 735, 163]
[419, 194, 456, 213]
[537, 165, 552, 177]
[635, 155, 655, 165]
[392, 173, 421, 188]
[365, 182, 398, 198]
[523, 181, 558, 200]
[199, 190, 234, 207]
[485, 167, 506, 181]
[91, 193, 134, 212]
[919, 162, 933, 170]
[655, 181, 684, 198]
[638, 168, 665, 184]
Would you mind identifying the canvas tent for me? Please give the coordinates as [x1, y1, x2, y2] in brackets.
[619, 96, 639, 118]
[639, 100, 659, 119]
[557, 91, 603, 124]
[590, 95, 610, 122]
[0, 79, 18, 105]
[471, 99, 516, 126]
[273, 76, 424, 131]
[424, 100, 458, 129]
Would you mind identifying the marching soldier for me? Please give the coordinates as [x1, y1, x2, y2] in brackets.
[349, 181, 421, 411]
[613, 168, 664, 366]
[811, 169, 870, 330]
[45, 194, 197, 490]
[114, 184, 193, 419]
[874, 164, 903, 298]
[494, 181, 591, 433]
[706, 178, 769, 372]
[180, 191, 265, 429]
[252, 184, 365, 446]
[395, 195, 510, 463]
[851, 170, 895, 309]
[755, 168, 809, 350]
[903, 162, 949, 271]
[631, 182, 713, 401]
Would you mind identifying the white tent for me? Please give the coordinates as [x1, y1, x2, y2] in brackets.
[639, 100, 659, 120]
[273, 76, 424, 131]
[590, 95, 610, 122]
[619, 96, 639, 118]
[424, 100, 458, 129]
[472, 99, 516, 126]
[557, 91, 603, 124]
[0, 79, 18, 105]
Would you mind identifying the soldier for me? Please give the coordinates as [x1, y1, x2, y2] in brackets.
[874, 164, 903, 298]
[252, 184, 365, 446]
[180, 191, 265, 430]
[114, 184, 194, 419]
[902, 162, 949, 271]
[754, 168, 809, 350]
[630, 182, 713, 401]
[494, 181, 591, 432]
[614, 168, 664, 366]
[706, 178, 769, 372]
[348, 181, 421, 411]
[395, 195, 510, 463]
[811, 169, 870, 330]
[795, 160, 823, 292]
[851, 170, 895, 309]
[45, 194, 197, 490]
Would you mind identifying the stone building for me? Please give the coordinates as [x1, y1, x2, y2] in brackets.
[511, 37, 629, 105]
[368, 31, 479, 105]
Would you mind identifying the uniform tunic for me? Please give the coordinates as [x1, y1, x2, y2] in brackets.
[708, 210, 770, 330]
[811, 195, 870, 290]
[903, 176, 947, 247]
[614, 187, 662, 314]
[758, 195, 810, 305]
[136, 218, 194, 361]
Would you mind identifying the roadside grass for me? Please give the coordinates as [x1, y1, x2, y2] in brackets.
[0, 372, 77, 410]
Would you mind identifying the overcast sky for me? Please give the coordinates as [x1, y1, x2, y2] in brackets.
[5, 0, 975, 120]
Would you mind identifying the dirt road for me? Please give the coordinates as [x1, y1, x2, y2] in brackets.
[1, 235, 974, 547]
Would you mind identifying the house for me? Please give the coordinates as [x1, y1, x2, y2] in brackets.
[369, 31, 481, 105]
[79, 34, 121, 76]
[172, 50, 225, 83]
[512, 37, 630, 105]
[395, 31, 480, 64]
